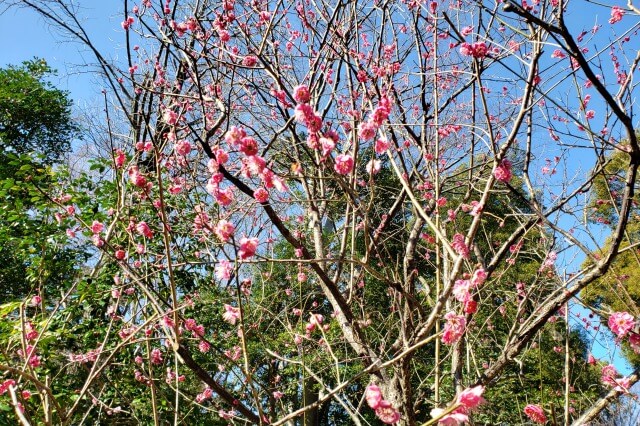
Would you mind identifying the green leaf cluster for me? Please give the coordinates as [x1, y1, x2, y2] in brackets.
[0, 59, 79, 164]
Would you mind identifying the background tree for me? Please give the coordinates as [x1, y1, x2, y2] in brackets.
[0, 59, 78, 163]
[581, 144, 640, 371]
[0, 59, 82, 304]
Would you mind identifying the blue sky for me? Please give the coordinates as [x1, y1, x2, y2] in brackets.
[0, 1, 122, 106]
[0, 1, 614, 104]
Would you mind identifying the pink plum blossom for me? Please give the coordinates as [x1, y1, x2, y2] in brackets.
[609, 6, 624, 24]
[215, 148, 229, 164]
[222, 304, 241, 325]
[163, 109, 178, 125]
[608, 311, 635, 338]
[238, 237, 259, 259]
[254, 187, 269, 203]
[601, 363, 618, 387]
[224, 126, 247, 145]
[459, 42, 473, 57]
[453, 279, 472, 303]
[199, 341, 211, 353]
[471, 268, 487, 287]
[365, 384, 400, 424]
[429, 386, 485, 426]
[294, 104, 323, 131]
[472, 42, 488, 57]
[114, 149, 126, 168]
[523, 404, 547, 424]
[293, 84, 311, 103]
[309, 313, 324, 325]
[214, 220, 235, 242]
[24, 322, 38, 340]
[320, 137, 335, 156]
[365, 384, 383, 408]
[195, 387, 213, 403]
[451, 233, 469, 259]
[461, 26, 473, 36]
[459, 41, 489, 58]
[215, 259, 233, 280]
[375, 400, 401, 424]
[224, 345, 242, 361]
[244, 155, 266, 175]
[366, 159, 382, 175]
[242, 55, 258, 67]
[630, 333, 640, 353]
[31, 295, 42, 306]
[430, 408, 468, 425]
[91, 234, 104, 247]
[128, 166, 148, 188]
[493, 159, 513, 183]
[219, 410, 235, 420]
[239, 136, 258, 156]
[121, 16, 135, 30]
[456, 385, 485, 410]
[0, 379, 16, 396]
[442, 312, 466, 345]
[90, 221, 104, 234]
[218, 28, 231, 42]
[150, 348, 163, 364]
[358, 121, 376, 140]
[175, 139, 192, 156]
[334, 154, 354, 175]
[375, 138, 390, 154]
[136, 221, 154, 239]
[213, 186, 235, 206]
[539, 251, 557, 271]
[600, 364, 631, 392]
[612, 376, 632, 393]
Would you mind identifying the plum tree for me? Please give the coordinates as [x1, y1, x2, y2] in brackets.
[1, 0, 640, 425]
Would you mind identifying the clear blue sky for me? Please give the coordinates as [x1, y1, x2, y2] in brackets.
[0, 1, 122, 106]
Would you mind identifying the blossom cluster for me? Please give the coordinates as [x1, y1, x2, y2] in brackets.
[365, 384, 401, 424]
[493, 159, 513, 183]
[523, 404, 547, 424]
[430, 385, 485, 425]
[452, 268, 487, 314]
[600, 363, 631, 392]
[442, 312, 466, 345]
[607, 311, 640, 356]
[608, 311, 635, 339]
[358, 96, 392, 142]
[459, 41, 489, 58]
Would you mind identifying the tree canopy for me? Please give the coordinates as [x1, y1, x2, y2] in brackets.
[0, 59, 78, 163]
[0, 60, 84, 303]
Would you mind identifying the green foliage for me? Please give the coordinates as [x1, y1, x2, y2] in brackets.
[0, 59, 78, 163]
[588, 147, 640, 226]
[582, 145, 640, 365]
[0, 59, 81, 304]
[479, 325, 601, 424]
[582, 241, 640, 313]
[0, 152, 85, 303]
